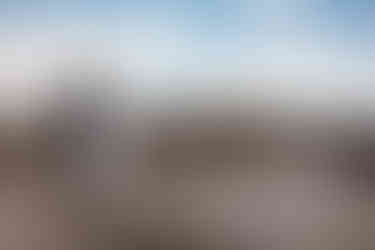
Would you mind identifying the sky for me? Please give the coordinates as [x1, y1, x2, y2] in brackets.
[1, 0, 375, 109]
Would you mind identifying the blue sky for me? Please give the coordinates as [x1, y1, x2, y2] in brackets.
[1, 0, 375, 104]
[2, 0, 374, 39]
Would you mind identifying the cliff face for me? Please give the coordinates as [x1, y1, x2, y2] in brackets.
[1, 72, 375, 250]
